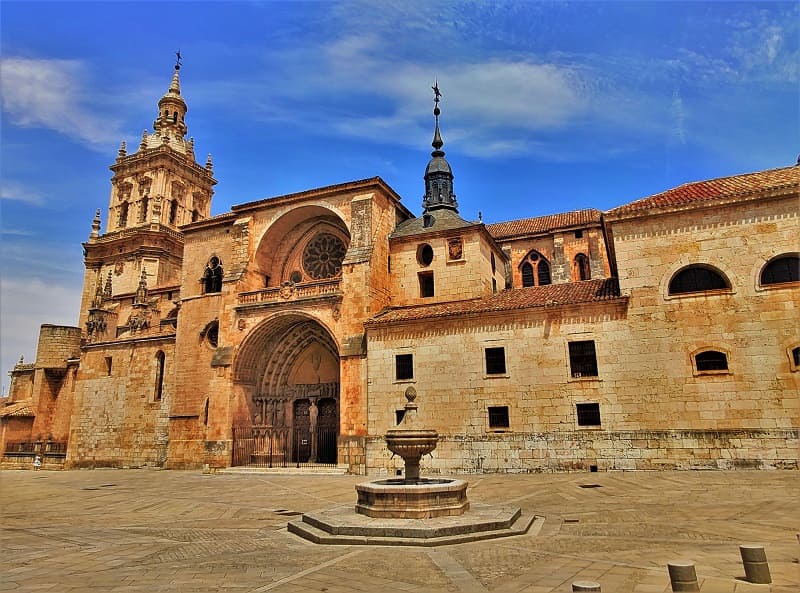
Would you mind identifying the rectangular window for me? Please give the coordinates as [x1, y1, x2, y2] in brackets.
[395, 409, 406, 425]
[568, 340, 598, 378]
[419, 272, 434, 298]
[485, 347, 506, 375]
[395, 354, 414, 381]
[574, 230, 584, 239]
[576, 403, 601, 426]
[104, 356, 113, 376]
[488, 406, 509, 429]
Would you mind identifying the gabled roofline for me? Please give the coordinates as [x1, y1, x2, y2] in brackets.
[181, 177, 414, 232]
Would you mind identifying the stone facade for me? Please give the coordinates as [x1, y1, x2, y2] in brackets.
[2, 64, 798, 473]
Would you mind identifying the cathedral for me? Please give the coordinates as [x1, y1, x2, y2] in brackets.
[2, 63, 798, 473]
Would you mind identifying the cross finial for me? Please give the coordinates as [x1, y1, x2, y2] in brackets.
[432, 79, 441, 104]
[175, 50, 182, 70]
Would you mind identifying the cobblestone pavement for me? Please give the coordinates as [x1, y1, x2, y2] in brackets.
[1, 469, 798, 592]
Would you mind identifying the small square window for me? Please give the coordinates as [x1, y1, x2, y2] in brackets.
[395, 409, 406, 425]
[568, 340, 598, 378]
[395, 354, 414, 381]
[419, 272, 434, 298]
[576, 403, 601, 426]
[488, 406, 509, 429]
[574, 230, 583, 239]
[485, 347, 506, 375]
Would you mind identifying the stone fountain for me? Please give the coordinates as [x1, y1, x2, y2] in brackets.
[287, 386, 535, 545]
[354, 386, 469, 518]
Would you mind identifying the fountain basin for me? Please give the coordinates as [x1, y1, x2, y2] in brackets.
[355, 477, 469, 519]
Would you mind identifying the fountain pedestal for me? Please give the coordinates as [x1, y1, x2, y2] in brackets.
[289, 386, 534, 545]
[354, 387, 469, 519]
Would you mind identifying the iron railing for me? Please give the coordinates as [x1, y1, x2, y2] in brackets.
[231, 426, 337, 468]
[3, 440, 67, 459]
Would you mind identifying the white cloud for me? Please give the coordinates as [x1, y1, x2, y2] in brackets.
[0, 57, 124, 148]
[0, 180, 44, 205]
[0, 276, 82, 393]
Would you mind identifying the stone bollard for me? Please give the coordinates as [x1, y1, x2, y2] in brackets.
[739, 544, 772, 584]
[667, 561, 700, 592]
[572, 581, 601, 592]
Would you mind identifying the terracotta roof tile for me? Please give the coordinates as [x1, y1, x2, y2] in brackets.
[367, 278, 623, 325]
[607, 166, 799, 217]
[0, 399, 35, 418]
[486, 209, 602, 240]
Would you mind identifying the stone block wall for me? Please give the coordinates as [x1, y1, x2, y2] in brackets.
[35, 325, 81, 369]
[67, 341, 173, 468]
[389, 227, 504, 306]
[365, 429, 799, 475]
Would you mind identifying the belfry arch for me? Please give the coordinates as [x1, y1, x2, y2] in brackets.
[233, 313, 340, 465]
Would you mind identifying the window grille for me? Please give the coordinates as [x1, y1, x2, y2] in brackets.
[576, 403, 601, 426]
[761, 255, 800, 285]
[695, 350, 728, 371]
[569, 340, 598, 377]
[395, 354, 414, 381]
[669, 266, 728, 294]
[488, 406, 509, 429]
[521, 262, 534, 287]
[485, 347, 506, 375]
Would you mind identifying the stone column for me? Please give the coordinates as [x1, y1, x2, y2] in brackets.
[739, 545, 771, 584]
[667, 561, 699, 592]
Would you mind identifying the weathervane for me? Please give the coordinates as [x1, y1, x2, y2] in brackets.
[432, 79, 442, 105]
[175, 50, 183, 70]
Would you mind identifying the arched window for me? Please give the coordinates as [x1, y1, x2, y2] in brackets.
[520, 250, 551, 287]
[574, 253, 591, 281]
[521, 262, 534, 287]
[154, 351, 165, 401]
[140, 196, 149, 223]
[669, 265, 729, 295]
[760, 254, 800, 286]
[118, 202, 129, 228]
[538, 259, 551, 285]
[695, 350, 728, 372]
[202, 257, 223, 293]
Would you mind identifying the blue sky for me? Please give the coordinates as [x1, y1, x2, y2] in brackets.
[1, 1, 798, 390]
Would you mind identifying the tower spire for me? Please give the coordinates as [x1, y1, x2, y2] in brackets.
[422, 80, 457, 213]
[153, 54, 188, 140]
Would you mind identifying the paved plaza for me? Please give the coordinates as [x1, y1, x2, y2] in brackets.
[1, 469, 798, 592]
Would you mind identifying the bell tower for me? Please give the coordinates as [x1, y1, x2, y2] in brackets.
[79, 57, 217, 334]
[106, 56, 215, 233]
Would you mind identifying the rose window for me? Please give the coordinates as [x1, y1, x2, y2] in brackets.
[302, 233, 346, 280]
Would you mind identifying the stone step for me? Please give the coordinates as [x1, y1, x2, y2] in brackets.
[287, 506, 543, 546]
[218, 465, 349, 476]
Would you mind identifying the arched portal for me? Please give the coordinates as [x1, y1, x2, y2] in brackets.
[232, 313, 340, 466]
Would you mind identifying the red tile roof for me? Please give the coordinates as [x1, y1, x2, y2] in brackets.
[0, 400, 35, 418]
[607, 166, 799, 218]
[366, 278, 624, 325]
[487, 209, 603, 240]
